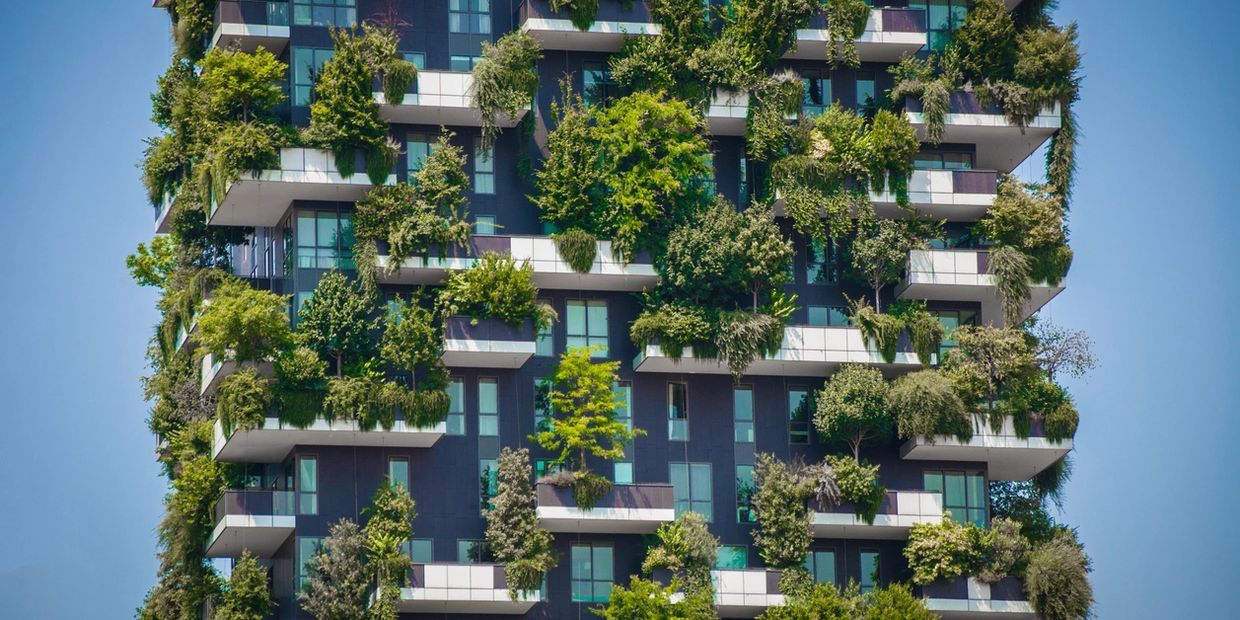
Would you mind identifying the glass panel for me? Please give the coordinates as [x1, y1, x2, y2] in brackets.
[924, 472, 944, 495]
[733, 387, 753, 443]
[299, 457, 317, 492]
[566, 302, 586, 338]
[736, 465, 755, 523]
[409, 539, 433, 564]
[593, 547, 613, 580]
[716, 546, 747, 569]
[669, 383, 687, 441]
[614, 462, 633, 485]
[478, 379, 497, 413]
[945, 473, 966, 509]
[447, 379, 465, 435]
[814, 551, 836, 585]
[475, 216, 496, 235]
[860, 551, 879, 592]
[586, 303, 608, 337]
[388, 459, 409, 489]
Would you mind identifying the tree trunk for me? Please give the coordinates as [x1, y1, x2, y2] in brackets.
[335, 352, 343, 377]
[874, 286, 882, 312]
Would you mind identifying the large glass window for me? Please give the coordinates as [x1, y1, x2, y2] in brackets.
[447, 378, 465, 435]
[670, 462, 712, 520]
[480, 458, 498, 505]
[856, 71, 875, 115]
[409, 539, 433, 564]
[388, 457, 409, 489]
[297, 536, 323, 591]
[474, 139, 494, 194]
[734, 386, 754, 443]
[614, 381, 633, 483]
[716, 546, 748, 569]
[571, 544, 614, 603]
[407, 133, 438, 176]
[450, 0, 491, 34]
[292, 47, 333, 106]
[450, 55, 483, 72]
[736, 465, 755, 523]
[802, 72, 832, 116]
[534, 377, 553, 433]
[293, 0, 356, 28]
[860, 550, 880, 593]
[583, 61, 618, 107]
[804, 550, 837, 586]
[458, 539, 486, 563]
[535, 299, 554, 356]
[933, 310, 978, 358]
[668, 382, 688, 441]
[566, 300, 608, 356]
[914, 151, 974, 170]
[911, 0, 969, 51]
[788, 388, 812, 445]
[478, 378, 498, 436]
[297, 211, 354, 270]
[808, 306, 849, 327]
[297, 455, 318, 515]
[924, 470, 987, 527]
[807, 239, 839, 284]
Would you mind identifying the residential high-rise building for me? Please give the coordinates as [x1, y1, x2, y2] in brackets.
[138, 1, 1090, 618]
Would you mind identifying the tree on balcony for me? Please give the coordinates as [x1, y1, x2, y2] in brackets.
[199, 47, 287, 123]
[364, 481, 417, 620]
[484, 447, 556, 599]
[196, 277, 292, 365]
[214, 551, 273, 620]
[642, 512, 718, 595]
[815, 364, 891, 462]
[595, 576, 715, 620]
[298, 271, 377, 377]
[300, 519, 371, 620]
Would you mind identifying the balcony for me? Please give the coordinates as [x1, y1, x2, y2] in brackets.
[536, 482, 675, 533]
[210, 1, 290, 54]
[895, 249, 1064, 324]
[375, 71, 527, 128]
[154, 190, 175, 234]
[905, 93, 1061, 172]
[705, 90, 750, 136]
[811, 490, 943, 540]
[713, 569, 785, 618]
[375, 235, 658, 291]
[901, 413, 1072, 481]
[773, 169, 999, 221]
[387, 564, 542, 615]
[518, 0, 660, 52]
[205, 490, 295, 558]
[789, 8, 927, 63]
[633, 326, 922, 376]
[443, 317, 537, 368]
[208, 148, 395, 228]
[212, 416, 446, 462]
[922, 577, 1036, 619]
[200, 351, 273, 396]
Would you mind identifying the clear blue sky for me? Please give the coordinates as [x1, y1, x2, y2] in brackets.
[0, 1, 1233, 618]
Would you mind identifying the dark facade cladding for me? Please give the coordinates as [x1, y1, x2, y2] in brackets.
[191, 1, 1066, 618]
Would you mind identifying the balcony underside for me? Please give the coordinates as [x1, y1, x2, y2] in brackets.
[210, 23, 289, 54]
[537, 506, 675, 534]
[205, 515, 294, 558]
[810, 513, 936, 540]
[521, 19, 660, 52]
[443, 339, 535, 368]
[209, 172, 391, 228]
[901, 436, 1072, 481]
[925, 599, 1037, 619]
[375, 93, 525, 128]
[787, 30, 926, 63]
[907, 111, 1060, 172]
[212, 418, 446, 462]
[395, 592, 538, 615]
[897, 279, 1063, 325]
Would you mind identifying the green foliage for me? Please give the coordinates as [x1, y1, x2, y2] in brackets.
[745, 71, 803, 161]
[297, 271, 377, 375]
[381, 57, 417, 107]
[814, 364, 891, 460]
[864, 110, 921, 204]
[990, 480, 1061, 545]
[196, 278, 291, 364]
[888, 299, 944, 366]
[166, 0, 215, 61]
[570, 470, 614, 511]
[759, 582, 854, 619]
[200, 120, 286, 201]
[861, 583, 937, 620]
[128, 235, 180, 288]
[550, 0, 601, 31]
[485, 448, 557, 598]
[904, 516, 982, 586]
[593, 577, 717, 620]
[142, 134, 192, 207]
[323, 375, 406, 431]
[199, 47, 287, 122]
[364, 481, 417, 598]
[304, 26, 393, 179]
[954, 0, 1017, 83]
[534, 84, 603, 233]
[712, 310, 786, 381]
[437, 253, 555, 330]
[988, 245, 1033, 327]
[942, 325, 1038, 411]
[216, 367, 272, 434]
[554, 228, 598, 274]
[888, 49, 962, 146]
[717, 0, 819, 70]
[533, 347, 644, 473]
[642, 512, 718, 595]
[472, 30, 542, 142]
[214, 551, 272, 620]
[823, 0, 871, 68]
[848, 300, 902, 364]
[273, 346, 327, 428]
[629, 303, 713, 359]
[1024, 532, 1093, 620]
[977, 518, 1031, 583]
[847, 216, 932, 309]
[889, 369, 972, 443]
[751, 454, 827, 570]
[976, 177, 1072, 286]
[300, 519, 370, 620]
[380, 295, 446, 385]
[827, 455, 885, 524]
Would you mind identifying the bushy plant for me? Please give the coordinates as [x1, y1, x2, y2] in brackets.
[127, 235, 180, 288]
[977, 518, 1031, 583]
[889, 369, 972, 443]
[1024, 531, 1093, 620]
[380, 296, 445, 386]
[196, 278, 291, 364]
[216, 368, 272, 434]
[199, 47, 287, 123]
[214, 551, 272, 620]
[1044, 399, 1079, 442]
[751, 454, 815, 571]
[643, 512, 718, 595]
[323, 375, 406, 431]
[862, 583, 936, 620]
[904, 516, 982, 585]
[976, 177, 1072, 286]
[827, 455, 885, 524]
[815, 364, 891, 461]
[304, 27, 392, 180]
[535, 83, 602, 233]
[437, 253, 555, 330]
[273, 346, 327, 428]
[629, 303, 713, 359]
[553, 228, 598, 274]
[201, 120, 285, 200]
[364, 481, 417, 608]
[954, 0, 1017, 83]
[848, 216, 932, 311]
[759, 582, 855, 619]
[472, 30, 542, 141]
[594, 577, 716, 620]
[300, 519, 370, 620]
[888, 299, 944, 366]
[297, 271, 377, 375]
[484, 448, 557, 598]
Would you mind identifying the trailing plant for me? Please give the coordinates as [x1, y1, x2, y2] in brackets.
[977, 518, 1031, 583]
[989, 245, 1034, 328]
[629, 302, 714, 359]
[822, 0, 871, 68]
[751, 454, 815, 576]
[712, 310, 786, 381]
[323, 374, 409, 431]
[814, 364, 891, 461]
[364, 480, 417, 619]
[551, 0, 601, 31]
[888, 49, 962, 146]
[213, 551, 272, 620]
[594, 577, 717, 620]
[1024, 531, 1093, 620]
[904, 516, 982, 586]
[827, 455, 885, 525]
[864, 109, 921, 205]
[162, 0, 215, 61]
[297, 271, 378, 376]
[199, 120, 286, 202]
[196, 278, 291, 364]
[888, 299, 944, 366]
[215, 368, 272, 435]
[976, 177, 1072, 287]
[472, 30, 542, 142]
[642, 511, 718, 595]
[553, 228, 598, 274]
[300, 519, 370, 620]
[437, 253, 556, 330]
[744, 70, 803, 161]
[1044, 399, 1079, 442]
[889, 369, 972, 443]
[484, 448, 557, 598]
[273, 346, 327, 428]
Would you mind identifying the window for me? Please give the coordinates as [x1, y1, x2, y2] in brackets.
[474, 215, 496, 235]
[614, 462, 634, 485]
[860, 550, 880, 593]
[292, 47, 333, 106]
[535, 459, 563, 478]
[473, 140, 494, 194]
[802, 72, 832, 116]
[566, 300, 608, 356]
[670, 462, 712, 520]
[924, 470, 987, 527]
[571, 544, 614, 602]
[583, 61, 617, 107]
[933, 310, 978, 358]
[733, 386, 754, 443]
[447, 378, 465, 435]
[716, 546, 748, 569]
[480, 458, 498, 505]
[856, 71, 875, 114]
[808, 306, 849, 327]
[409, 538, 433, 564]
[535, 299, 554, 356]
[534, 377, 553, 433]
[450, 55, 483, 72]
[293, 0, 355, 28]
[736, 465, 755, 523]
[478, 378, 498, 436]
[804, 550, 837, 585]
[614, 382, 633, 483]
[695, 152, 716, 196]
[458, 539, 486, 563]
[668, 382, 688, 441]
[788, 388, 811, 445]
[403, 52, 426, 70]
[297, 536, 323, 591]
[807, 239, 839, 284]
[911, 0, 968, 51]
[297, 455, 318, 515]
[738, 156, 749, 206]
[407, 133, 438, 176]
[450, 0, 491, 34]
[388, 457, 409, 489]
[297, 211, 354, 270]
[914, 151, 974, 170]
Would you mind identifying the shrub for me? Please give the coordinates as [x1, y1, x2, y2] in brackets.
[380, 296, 445, 386]
[1024, 532, 1093, 620]
[1044, 400, 1079, 442]
[216, 368, 272, 435]
[827, 455, 885, 524]
[629, 303, 713, 359]
[299, 519, 370, 620]
[199, 47, 287, 122]
[485, 448, 557, 598]
[437, 253, 555, 330]
[977, 518, 1031, 583]
[214, 551, 273, 620]
[304, 27, 390, 179]
[904, 516, 982, 586]
[889, 370, 972, 443]
[643, 512, 718, 595]
[534, 84, 602, 234]
[196, 278, 291, 365]
[323, 375, 405, 431]
[472, 31, 542, 141]
[713, 310, 786, 381]
[887, 299, 944, 366]
[862, 583, 936, 620]
[297, 271, 377, 375]
[201, 121, 284, 201]
[594, 577, 716, 620]
[553, 228, 597, 274]
[759, 583, 853, 619]
[751, 454, 814, 571]
[814, 364, 891, 461]
[274, 346, 327, 428]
